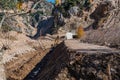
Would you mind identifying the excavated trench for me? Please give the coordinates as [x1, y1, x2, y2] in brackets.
[24, 42, 69, 80]
[24, 40, 120, 80]
[6, 41, 120, 80]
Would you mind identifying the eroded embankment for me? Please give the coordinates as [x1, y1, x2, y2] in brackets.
[24, 42, 69, 80]
[5, 48, 50, 80]
[5, 40, 120, 80]
[24, 40, 120, 80]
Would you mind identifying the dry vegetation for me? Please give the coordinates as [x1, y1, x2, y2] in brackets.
[76, 25, 85, 38]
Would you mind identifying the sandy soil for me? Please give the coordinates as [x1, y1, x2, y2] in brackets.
[0, 31, 55, 80]
[5, 48, 49, 80]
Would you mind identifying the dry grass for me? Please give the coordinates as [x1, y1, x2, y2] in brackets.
[82, 27, 120, 48]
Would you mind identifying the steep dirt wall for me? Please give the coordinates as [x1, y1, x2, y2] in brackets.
[35, 42, 69, 80]
[5, 48, 49, 80]
[24, 42, 69, 80]
[24, 41, 120, 80]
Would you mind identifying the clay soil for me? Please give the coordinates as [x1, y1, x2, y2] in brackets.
[4, 48, 49, 80]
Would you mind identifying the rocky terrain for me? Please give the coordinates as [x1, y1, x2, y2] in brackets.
[26, 40, 119, 80]
[0, 0, 120, 80]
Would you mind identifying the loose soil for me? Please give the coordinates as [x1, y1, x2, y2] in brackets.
[5, 48, 49, 80]
[4, 40, 120, 80]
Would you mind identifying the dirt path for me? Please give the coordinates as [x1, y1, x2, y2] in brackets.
[65, 40, 119, 53]
[65, 40, 110, 50]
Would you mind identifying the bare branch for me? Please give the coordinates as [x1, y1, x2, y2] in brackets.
[0, 15, 5, 29]
[32, 0, 42, 10]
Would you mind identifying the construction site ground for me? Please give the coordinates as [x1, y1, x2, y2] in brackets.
[0, 32, 119, 80]
[5, 48, 49, 80]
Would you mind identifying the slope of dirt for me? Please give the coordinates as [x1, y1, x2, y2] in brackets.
[30, 40, 120, 80]
[82, 26, 120, 49]
[24, 42, 69, 80]
[5, 47, 49, 80]
[0, 31, 55, 80]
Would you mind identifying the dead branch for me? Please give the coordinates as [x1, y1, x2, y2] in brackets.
[0, 15, 5, 29]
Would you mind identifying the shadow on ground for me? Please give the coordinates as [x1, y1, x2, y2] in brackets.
[24, 42, 69, 80]
[29, 17, 54, 39]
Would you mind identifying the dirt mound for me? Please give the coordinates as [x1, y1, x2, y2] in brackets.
[55, 53, 120, 80]
[24, 40, 120, 80]
[82, 26, 120, 49]
[0, 31, 55, 80]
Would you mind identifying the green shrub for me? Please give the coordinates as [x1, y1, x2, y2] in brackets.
[0, 0, 16, 9]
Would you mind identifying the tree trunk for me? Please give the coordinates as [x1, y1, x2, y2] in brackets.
[0, 16, 5, 29]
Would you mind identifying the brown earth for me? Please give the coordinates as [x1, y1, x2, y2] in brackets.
[34, 40, 120, 80]
[0, 31, 61, 80]
[3, 39, 120, 80]
[5, 47, 49, 80]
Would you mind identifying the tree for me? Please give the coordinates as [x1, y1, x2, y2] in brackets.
[76, 25, 85, 38]
[0, 0, 16, 9]
[55, 0, 61, 6]
[16, 0, 23, 11]
[56, 0, 92, 17]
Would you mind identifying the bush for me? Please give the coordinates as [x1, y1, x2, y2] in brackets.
[76, 25, 85, 38]
[0, 0, 16, 9]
